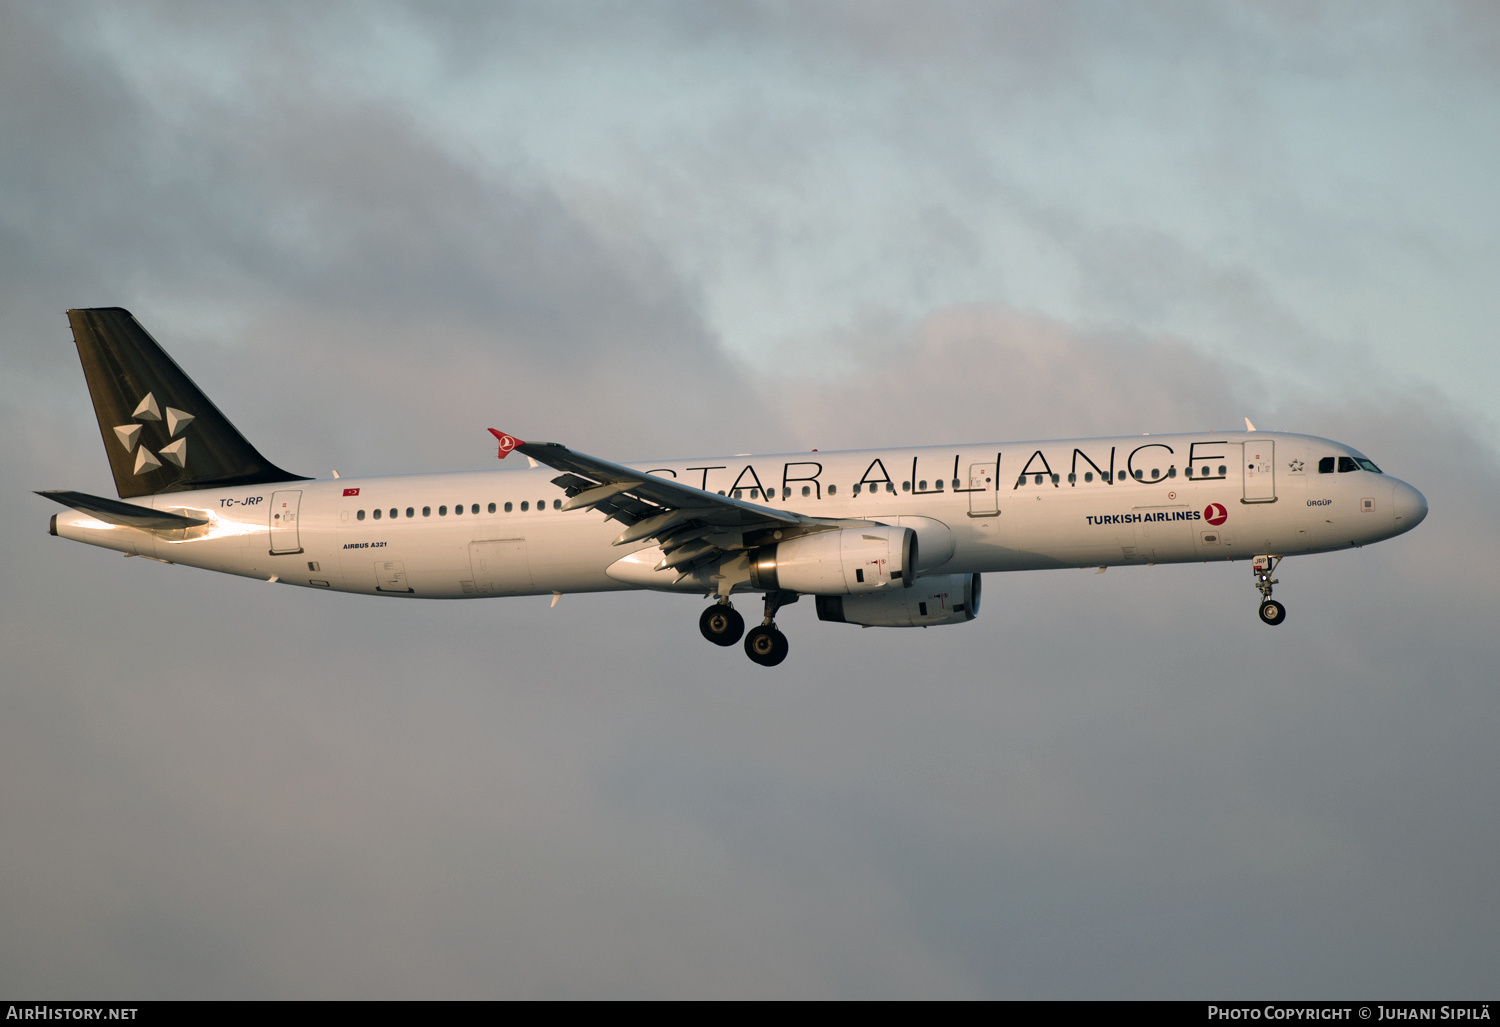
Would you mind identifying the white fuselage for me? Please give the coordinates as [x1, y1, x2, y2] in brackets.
[51, 431, 1424, 598]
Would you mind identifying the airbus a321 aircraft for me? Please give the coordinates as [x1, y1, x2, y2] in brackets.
[42, 308, 1428, 666]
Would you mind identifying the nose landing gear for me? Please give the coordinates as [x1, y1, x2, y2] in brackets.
[1253, 555, 1286, 626]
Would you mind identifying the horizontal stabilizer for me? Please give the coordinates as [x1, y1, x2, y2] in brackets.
[37, 490, 210, 530]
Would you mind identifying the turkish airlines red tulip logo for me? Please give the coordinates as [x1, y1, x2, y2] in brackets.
[1204, 503, 1228, 526]
[488, 428, 524, 459]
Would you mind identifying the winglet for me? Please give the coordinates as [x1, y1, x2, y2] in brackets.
[488, 428, 525, 459]
[1244, 417, 1257, 432]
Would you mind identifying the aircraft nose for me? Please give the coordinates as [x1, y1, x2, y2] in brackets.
[1392, 480, 1428, 531]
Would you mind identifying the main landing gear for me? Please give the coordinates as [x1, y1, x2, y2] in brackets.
[699, 601, 745, 646]
[1253, 555, 1287, 626]
[702, 591, 795, 666]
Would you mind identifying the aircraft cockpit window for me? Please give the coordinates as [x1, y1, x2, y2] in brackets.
[1356, 458, 1381, 473]
[1338, 456, 1360, 473]
[1319, 457, 1336, 473]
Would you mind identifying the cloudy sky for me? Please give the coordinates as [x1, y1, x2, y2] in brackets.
[2, 0, 1497, 998]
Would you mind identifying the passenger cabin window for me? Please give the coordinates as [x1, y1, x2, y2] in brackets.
[553, 499, 561, 509]
[439, 506, 447, 515]
[454, 503, 463, 515]
[373, 509, 381, 519]
[473, 504, 481, 514]
[389, 508, 397, 519]
[357, 509, 365, 520]
[827, 484, 837, 495]
[488, 503, 496, 513]
[504, 502, 512, 512]
[406, 507, 414, 518]
[423, 506, 431, 517]
[1084, 472, 1093, 482]
[520, 501, 528, 511]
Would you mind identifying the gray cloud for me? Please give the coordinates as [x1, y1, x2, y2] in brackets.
[3, 0, 1497, 998]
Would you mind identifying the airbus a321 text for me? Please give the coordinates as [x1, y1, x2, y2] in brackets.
[41, 309, 1428, 666]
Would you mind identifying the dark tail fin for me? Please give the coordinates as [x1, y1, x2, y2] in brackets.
[66, 308, 309, 498]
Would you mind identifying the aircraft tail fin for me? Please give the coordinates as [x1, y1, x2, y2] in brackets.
[65, 308, 309, 499]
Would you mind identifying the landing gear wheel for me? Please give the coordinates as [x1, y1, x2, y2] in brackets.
[700, 604, 745, 646]
[744, 625, 790, 667]
[1258, 599, 1286, 626]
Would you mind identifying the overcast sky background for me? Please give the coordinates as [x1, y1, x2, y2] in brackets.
[2, 0, 1497, 998]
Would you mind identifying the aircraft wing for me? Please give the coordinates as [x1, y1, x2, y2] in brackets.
[493, 431, 860, 578]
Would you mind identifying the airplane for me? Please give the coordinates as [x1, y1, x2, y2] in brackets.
[40, 308, 1428, 666]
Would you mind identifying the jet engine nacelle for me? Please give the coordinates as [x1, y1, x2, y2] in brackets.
[814, 572, 981, 628]
[748, 525, 916, 595]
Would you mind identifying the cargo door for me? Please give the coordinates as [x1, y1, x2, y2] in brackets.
[1243, 441, 1277, 503]
[375, 560, 414, 593]
[269, 490, 302, 553]
[967, 462, 999, 516]
[468, 539, 534, 595]
[1132, 507, 1196, 563]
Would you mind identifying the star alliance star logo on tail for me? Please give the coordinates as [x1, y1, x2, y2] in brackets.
[112, 392, 195, 476]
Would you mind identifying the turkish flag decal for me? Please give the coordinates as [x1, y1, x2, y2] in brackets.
[343, 487, 360, 497]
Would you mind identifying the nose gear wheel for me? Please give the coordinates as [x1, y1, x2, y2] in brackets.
[1252, 556, 1286, 626]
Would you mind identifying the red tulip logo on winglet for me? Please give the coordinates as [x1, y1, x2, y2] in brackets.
[488, 428, 524, 459]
